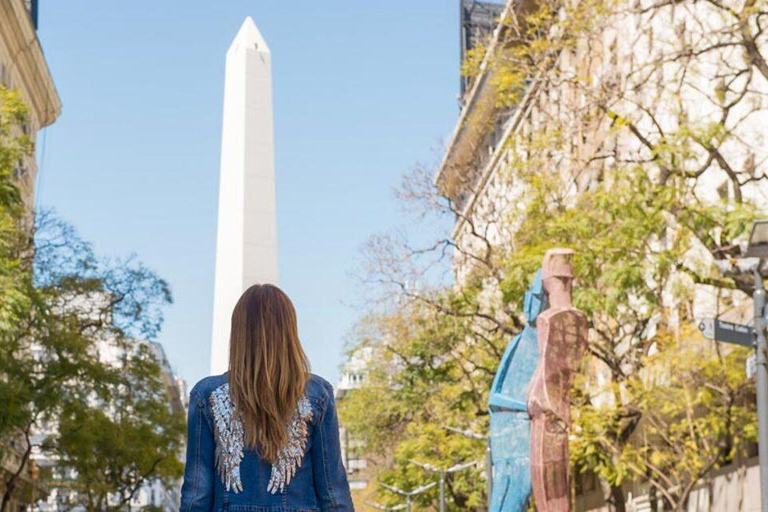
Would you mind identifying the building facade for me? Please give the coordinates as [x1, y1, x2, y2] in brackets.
[0, 0, 59, 209]
[335, 347, 372, 493]
[460, 0, 506, 98]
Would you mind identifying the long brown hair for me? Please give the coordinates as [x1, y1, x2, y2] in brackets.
[228, 284, 310, 463]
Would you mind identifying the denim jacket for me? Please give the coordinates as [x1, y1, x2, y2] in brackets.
[180, 373, 355, 511]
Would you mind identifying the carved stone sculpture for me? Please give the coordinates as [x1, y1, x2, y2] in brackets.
[526, 249, 588, 512]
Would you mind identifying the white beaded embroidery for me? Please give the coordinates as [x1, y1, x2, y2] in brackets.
[210, 383, 245, 493]
[209, 383, 313, 495]
[267, 397, 313, 494]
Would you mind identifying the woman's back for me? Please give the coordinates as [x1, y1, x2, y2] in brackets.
[180, 372, 353, 511]
[180, 284, 354, 511]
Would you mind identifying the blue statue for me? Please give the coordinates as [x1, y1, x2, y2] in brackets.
[488, 270, 547, 511]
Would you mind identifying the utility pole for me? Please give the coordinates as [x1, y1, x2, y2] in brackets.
[380, 482, 436, 512]
[711, 220, 768, 512]
[410, 460, 478, 512]
[753, 263, 768, 512]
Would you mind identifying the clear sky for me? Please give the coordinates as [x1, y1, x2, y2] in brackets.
[36, 1, 463, 389]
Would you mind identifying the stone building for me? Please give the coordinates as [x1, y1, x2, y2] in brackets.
[336, 347, 373, 492]
[437, 0, 766, 510]
[0, 0, 60, 210]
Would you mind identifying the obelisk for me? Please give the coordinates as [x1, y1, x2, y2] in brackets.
[210, 17, 278, 374]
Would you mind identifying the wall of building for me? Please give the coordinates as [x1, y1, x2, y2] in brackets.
[0, 0, 59, 210]
[335, 346, 373, 493]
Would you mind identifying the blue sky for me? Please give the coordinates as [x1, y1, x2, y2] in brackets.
[36, 1, 462, 388]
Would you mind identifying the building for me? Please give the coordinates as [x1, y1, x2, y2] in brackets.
[459, 0, 505, 98]
[145, 342, 187, 510]
[150, 341, 188, 417]
[437, 0, 766, 510]
[335, 347, 373, 492]
[0, 0, 60, 209]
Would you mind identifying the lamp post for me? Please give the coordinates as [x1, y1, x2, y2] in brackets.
[380, 482, 436, 512]
[410, 460, 478, 512]
[442, 426, 492, 507]
[745, 220, 768, 512]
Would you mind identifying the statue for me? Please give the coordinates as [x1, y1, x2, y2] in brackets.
[527, 249, 588, 512]
[489, 248, 587, 512]
[488, 269, 545, 511]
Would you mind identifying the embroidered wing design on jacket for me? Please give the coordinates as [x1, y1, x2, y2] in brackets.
[209, 383, 314, 495]
[210, 383, 245, 493]
[267, 397, 313, 494]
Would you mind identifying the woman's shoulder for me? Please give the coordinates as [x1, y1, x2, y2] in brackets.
[189, 373, 228, 400]
[188, 373, 334, 401]
[304, 373, 335, 401]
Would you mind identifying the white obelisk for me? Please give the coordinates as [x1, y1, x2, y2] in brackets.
[210, 17, 278, 374]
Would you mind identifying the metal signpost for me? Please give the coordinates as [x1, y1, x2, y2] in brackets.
[699, 306, 767, 512]
[702, 220, 768, 512]
[752, 264, 768, 512]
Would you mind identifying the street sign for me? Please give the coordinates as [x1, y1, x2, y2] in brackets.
[698, 318, 755, 348]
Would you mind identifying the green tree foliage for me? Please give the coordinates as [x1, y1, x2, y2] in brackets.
[0, 87, 32, 352]
[0, 87, 184, 511]
[0, 85, 51, 509]
[573, 326, 757, 510]
[339, 305, 495, 510]
[56, 339, 185, 511]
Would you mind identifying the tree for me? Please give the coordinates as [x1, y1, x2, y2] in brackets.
[339, 303, 494, 510]
[341, 0, 767, 509]
[0, 86, 184, 510]
[31, 214, 184, 511]
[573, 326, 757, 510]
[0, 210, 183, 512]
[55, 339, 185, 511]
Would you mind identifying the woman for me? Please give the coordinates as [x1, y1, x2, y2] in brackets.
[180, 284, 354, 511]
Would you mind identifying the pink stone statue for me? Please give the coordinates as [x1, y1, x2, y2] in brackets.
[527, 249, 588, 512]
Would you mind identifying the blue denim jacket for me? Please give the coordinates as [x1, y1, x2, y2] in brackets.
[180, 373, 355, 511]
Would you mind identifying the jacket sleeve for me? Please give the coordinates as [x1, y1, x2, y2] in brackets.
[311, 384, 355, 511]
[180, 389, 216, 511]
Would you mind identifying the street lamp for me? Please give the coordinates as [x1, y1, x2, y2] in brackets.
[442, 426, 492, 506]
[380, 482, 436, 512]
[410, 460, 478, 512]
[746, 220, 768, 512]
